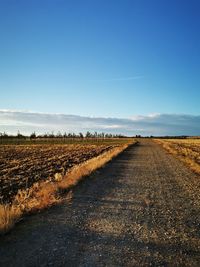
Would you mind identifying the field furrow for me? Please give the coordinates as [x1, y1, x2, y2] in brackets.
[0, 144, 116, 203]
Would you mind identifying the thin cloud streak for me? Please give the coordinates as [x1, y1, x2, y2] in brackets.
[0, 110, 200, 136]
[91, 75, 143, 82]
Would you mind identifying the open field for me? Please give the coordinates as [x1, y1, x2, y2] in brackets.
[0, 144, 113, 203]
[0, 139, 134, 234]
[155, 138, 200, 174]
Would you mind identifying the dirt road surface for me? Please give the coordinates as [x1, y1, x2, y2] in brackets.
[1, 140, 200, 266]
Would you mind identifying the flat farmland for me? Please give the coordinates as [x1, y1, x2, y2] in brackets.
[0, 143, 118, 203]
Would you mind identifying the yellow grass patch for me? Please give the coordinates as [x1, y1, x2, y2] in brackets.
[0, 204, 22, 234]
[155, 139, 200, 175]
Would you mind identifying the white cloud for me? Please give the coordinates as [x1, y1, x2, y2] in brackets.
[100, 124, 126, 129]
[130, 113, 160, 121]
[0, 110, 200, 136]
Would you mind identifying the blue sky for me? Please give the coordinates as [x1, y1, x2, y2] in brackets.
[0, 0, 200, 135]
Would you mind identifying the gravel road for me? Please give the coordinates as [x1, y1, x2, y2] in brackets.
[1, 140, 200, 266]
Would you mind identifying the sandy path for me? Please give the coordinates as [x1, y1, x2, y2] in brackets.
[1, 140, 200, 266]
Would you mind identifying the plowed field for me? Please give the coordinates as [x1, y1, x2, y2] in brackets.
[0, 144, 114, 203]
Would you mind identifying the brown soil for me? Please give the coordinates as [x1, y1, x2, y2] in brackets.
[0, 140, 200, 266]
[0, 144, 113, 203]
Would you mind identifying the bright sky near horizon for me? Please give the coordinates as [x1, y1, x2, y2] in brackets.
[0, 0, 200, 135]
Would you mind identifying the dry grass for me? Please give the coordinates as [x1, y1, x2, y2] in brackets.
[155, 139, 200, 174]
[58, 144, 132, 190]
[0, 204, 22, 234]
[0, 141, 135, 235]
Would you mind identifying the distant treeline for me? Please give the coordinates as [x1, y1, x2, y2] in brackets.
[0, 131, 128, 139]
[131, 135, 190, 139]
[153, 135, 189, 139]
[0, 132, 196, 140]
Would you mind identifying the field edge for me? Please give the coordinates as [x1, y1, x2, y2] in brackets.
[0, 140, 136, 235]
[154, 139, 200, 175]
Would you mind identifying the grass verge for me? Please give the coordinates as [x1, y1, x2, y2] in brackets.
[0, 141, 136, 235]
[154, 139, 200, 175]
